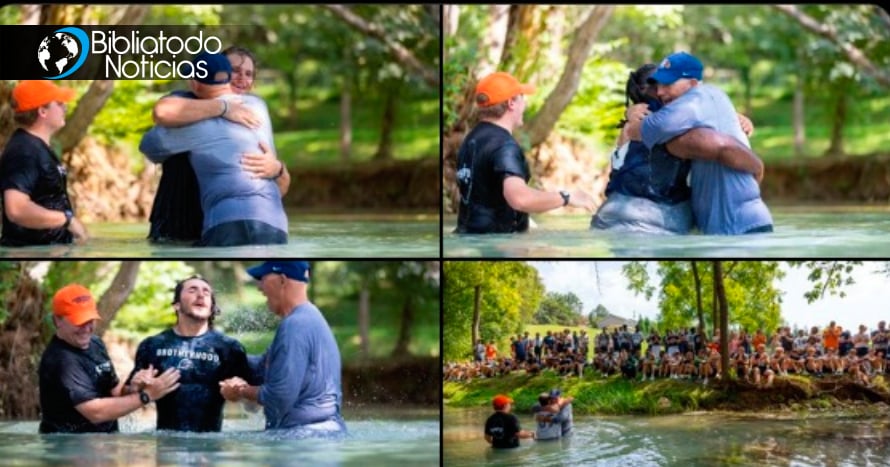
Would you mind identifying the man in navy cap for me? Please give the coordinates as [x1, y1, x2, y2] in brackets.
[219, 261, 347, 437]
[140, 52, 288, 246]
[626, 51, 773, 235]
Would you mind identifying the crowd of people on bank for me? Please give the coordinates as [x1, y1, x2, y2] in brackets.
[447, 320, 890, 389]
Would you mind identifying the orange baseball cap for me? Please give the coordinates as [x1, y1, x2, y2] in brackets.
[492, 394, 513, 410]
[12, 80, 76, 113]
[52, 284, 101, 326]
[475, 72, 535, 107]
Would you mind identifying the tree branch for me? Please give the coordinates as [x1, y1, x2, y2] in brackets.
[94, 261, 141, 338]
[321, 4, 439, 88]
[773, 5, 890, 88]
[524, 6, 614, 147]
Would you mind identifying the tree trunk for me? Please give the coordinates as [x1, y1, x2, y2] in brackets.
[443, 4, 459, 38]
[0, 270, 49, 420]
[691, 261, 705, 337]
[825, 84, 847, 156]
[57, 80, 116, 156]
[94, 261, 141, 338]
[793, 55, 806, 157]
[373, 79, 400, 161]
[524, 6, 614, 147]
[391, 296, 414, 357]
[340, 80, 352, 161]
[471, 285, 481, 353]
[481, 5, 511, 78]
[741, 65, 752, 116]
[714, 261, 730, 381]
[358, 283, 370, 359]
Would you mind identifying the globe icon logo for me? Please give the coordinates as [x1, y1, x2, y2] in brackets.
[38, 32, 81, 76]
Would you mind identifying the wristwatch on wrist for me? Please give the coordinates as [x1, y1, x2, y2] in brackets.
[62, 209, 73, 230]
[138, 390, 151, 405]
[559, 190, 570, 207]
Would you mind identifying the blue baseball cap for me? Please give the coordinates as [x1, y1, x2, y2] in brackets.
[648, 52, 703, 85]
[187, 51, 232, 85]
[247, 261, 310, 283]
[550, 388, 561, 398]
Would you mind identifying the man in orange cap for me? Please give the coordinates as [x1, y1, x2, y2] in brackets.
[455, 71, 595, 234]
[38, 283, 181, 433]
[484, 393, 535, 448]
[0, 80, 88, 246]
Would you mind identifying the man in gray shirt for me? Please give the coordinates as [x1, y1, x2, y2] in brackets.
[139, 52, 287, 246]
[220, 261, 346, 437]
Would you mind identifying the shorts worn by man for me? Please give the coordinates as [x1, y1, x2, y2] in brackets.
[455, 71, 594, 233]
[0, 80, 87, 246]
[220, 261, 346, 436]
[38, 284, 180, 433]
[125, 276, 255, 432]
[139, 52, 287, 246]
[640, 52, 773, 235]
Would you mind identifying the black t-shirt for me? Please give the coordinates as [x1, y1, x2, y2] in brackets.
[484, 411, 521, 449]
[0, 128, 73, 246]
[125, 329, 254, 432]
[38, 335, 120, 433]
[147, 90, 203, 243]
[455, 121, 530, 234]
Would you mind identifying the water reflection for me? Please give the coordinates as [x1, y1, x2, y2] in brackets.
[445, 407, 890, 467]
[0, 412, 440, 467]
[444, 207, 890, 258]
[0, 214, 440, 258]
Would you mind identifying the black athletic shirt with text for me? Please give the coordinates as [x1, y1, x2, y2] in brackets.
[126, 329, 254, 432]
[38, 335, 120, 433]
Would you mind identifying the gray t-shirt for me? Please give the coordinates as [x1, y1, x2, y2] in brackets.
[253, 302, 344, 431]
[641, 84, 772, 234]
[139, 93, 287, 234]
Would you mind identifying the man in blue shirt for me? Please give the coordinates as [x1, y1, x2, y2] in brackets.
[139, 52, 288, 246]
[220, 261, 346, 437]
[628, 52, 773, 235]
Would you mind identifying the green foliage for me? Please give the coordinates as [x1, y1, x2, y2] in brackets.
[109, 262, 195, 333]
[443, 261, 544, 361]
[787, 261, 862, 304]
[534, 291, 583, 325]
[89, 80, 158, 160]
[588, 303, 610, 328]
[624, 261, 784, 336]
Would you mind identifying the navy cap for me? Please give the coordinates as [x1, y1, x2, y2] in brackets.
[188, 51, 232, 85]
[550, 388, 561, 398]
[648, 51, 703, 85]
[247, 261, 310, 283]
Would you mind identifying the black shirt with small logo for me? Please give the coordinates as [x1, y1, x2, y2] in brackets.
[456, 122, 530, 234]
[0, 129, 74, 246]
[484, 411, 522, 449]
[125, 329, 254, 432]
[38, 335, 120, 433]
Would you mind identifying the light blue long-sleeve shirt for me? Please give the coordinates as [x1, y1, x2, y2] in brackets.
[256, 302, 344, 431]
[139, 94, 287, 234]
[641, 84, 773, 234]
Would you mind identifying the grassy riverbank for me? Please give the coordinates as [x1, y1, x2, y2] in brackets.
[444, 372, 890, 415]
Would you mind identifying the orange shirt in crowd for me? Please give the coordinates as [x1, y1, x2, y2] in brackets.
[752, 333, 766, 350]
[485, 344, 498, 361]
[823, 326, 841, 350]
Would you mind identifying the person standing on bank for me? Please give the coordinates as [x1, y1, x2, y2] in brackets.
[124, 276, 257, 432]
[0, 80, 88, 246]
[219, 261, 346, 436]
[38, 284, 180, 434]
[455, 71, 596, 234]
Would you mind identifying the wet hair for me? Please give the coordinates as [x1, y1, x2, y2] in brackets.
[617, 63, 658, 128]
[223, 45, 258, 70]
[172, 275, 220, 327]
[10, 98, 40, 127]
